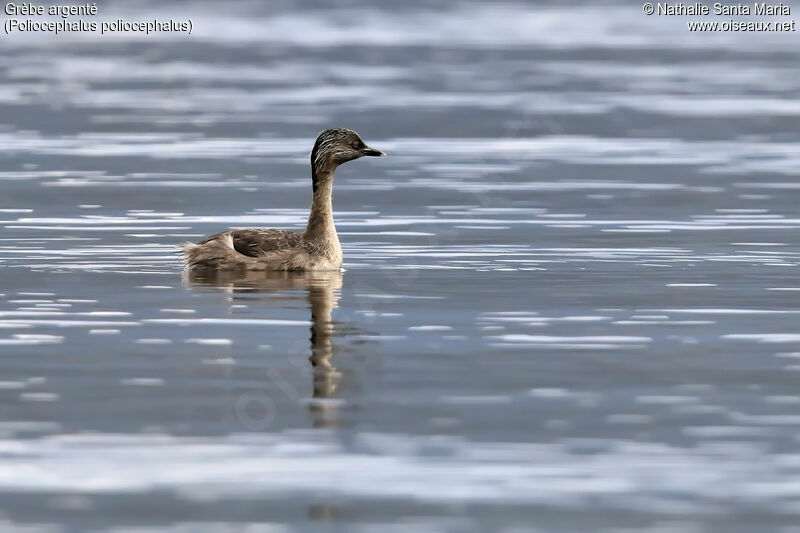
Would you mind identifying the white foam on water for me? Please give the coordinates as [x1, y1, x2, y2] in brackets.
[184, 339, 233, 346]
[493, 335, 652, 344]
[614, 320, 715, 326]
[135, 339, 172, 345]
[0, 335, 63, 345]
[13, 334, 63, 341]
[146, 318, 308, 326]
[0, 431, 795, 512]
[19, 393, 59, 402]
[121, 378, 165, 387]
[724, 334, 800, 343]
[0, 320, 139, 328]
[657, 309, 800, 315]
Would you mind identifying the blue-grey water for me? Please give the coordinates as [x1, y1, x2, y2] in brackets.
[1, 1, 800, 531]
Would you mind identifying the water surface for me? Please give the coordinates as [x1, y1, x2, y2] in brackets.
[1, 1, 800, 531]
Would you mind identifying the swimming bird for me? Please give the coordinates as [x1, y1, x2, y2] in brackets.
[181, 128, 385, 271]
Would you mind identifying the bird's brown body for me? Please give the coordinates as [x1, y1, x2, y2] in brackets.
[181, 128, 384, 272]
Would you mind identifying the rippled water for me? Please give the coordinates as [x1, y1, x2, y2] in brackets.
[2, 0, 800, 531]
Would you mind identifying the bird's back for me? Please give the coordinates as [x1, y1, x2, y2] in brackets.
[199, 229, 304, 257]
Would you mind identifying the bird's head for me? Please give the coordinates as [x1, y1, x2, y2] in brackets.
[311, 128, 385, 174]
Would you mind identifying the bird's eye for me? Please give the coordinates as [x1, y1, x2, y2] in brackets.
[352, 141, 361, 149]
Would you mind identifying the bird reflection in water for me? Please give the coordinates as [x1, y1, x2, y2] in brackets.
[184, 269, 347, 428]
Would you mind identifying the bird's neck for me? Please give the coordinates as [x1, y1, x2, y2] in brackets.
[305, 168, 337, 241]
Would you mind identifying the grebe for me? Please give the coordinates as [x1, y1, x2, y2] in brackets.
[181, 128, 385, 271]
